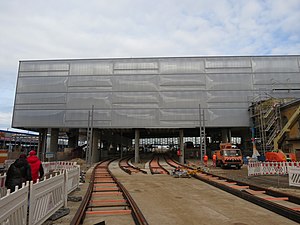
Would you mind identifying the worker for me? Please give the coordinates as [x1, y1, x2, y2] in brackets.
[203, 154, 208, 167]
[27, 150, 44, 183]
[212, 153, 217, 167]
[5, 154, 32, 192]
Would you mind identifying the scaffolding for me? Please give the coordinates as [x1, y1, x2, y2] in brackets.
[249, 98, 282, 154]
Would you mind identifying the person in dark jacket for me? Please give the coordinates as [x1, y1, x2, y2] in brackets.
[5, 154, 32, 192]
[27, 150, 44, 183]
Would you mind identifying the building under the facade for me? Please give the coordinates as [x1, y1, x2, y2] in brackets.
[12, 55, 300, 162]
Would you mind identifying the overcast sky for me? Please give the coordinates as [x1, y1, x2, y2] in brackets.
[0, 0, 299, 131]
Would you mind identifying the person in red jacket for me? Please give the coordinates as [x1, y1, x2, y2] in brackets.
[203, 154, 208, 167]
[27, 150, 44, 183]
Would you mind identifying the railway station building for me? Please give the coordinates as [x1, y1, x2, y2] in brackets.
[12, 55, 300, 163]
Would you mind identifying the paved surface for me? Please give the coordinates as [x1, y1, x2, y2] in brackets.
[52, 158, 300, 225]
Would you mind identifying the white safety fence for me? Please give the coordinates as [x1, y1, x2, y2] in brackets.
[248, 161, 300, 187]
[0, 173, 6, 197]
[29, 172, 65, 225]
[0, 182, 29, 225]
[288, 167, 300, 188]
[65, 166, 80, 195]
[0, 162, 80, 225]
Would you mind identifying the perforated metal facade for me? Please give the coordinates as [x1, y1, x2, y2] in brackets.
[12, 56, 300, 129]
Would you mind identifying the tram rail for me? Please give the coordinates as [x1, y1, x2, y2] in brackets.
[70, 159, 148, 225]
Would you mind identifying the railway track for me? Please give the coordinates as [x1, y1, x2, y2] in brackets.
[149, 155, 169, 175]
[163, 156, 300, 223]
[70, 159, 148, 225]
[119, 156, 147, 175]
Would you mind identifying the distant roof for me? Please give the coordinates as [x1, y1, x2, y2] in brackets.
[0, 129, 38, 136]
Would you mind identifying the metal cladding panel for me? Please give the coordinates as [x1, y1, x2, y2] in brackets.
[253, 72, 300, 84]
[207, 109, 249, 126]
[64, 120, 112, 127]
[159, 109, 199, 121]
[15, 93, 66, 104]
[207, 91, 252, 103]
[159, 59, 205, 74]
[207, 102, 249, 109]
[69, 61, 113, 75]
[66, 93, 112, 109]
[14, 104, 66, 110]
[112, 92, 159, 106]
[252, 56, 300, 72]
[206, 74, 252, 90]
[65, 110, 111, 121]
[13, 110, 65, 127]
[19, 61, 69, 71]
[160, 91, 206, 109]
[205, 57, 251, 68]
[68, 76, 112, 87]
[159, 74, 206, 91]
[19, 71, 69, 77]
[112, 75, 158, 91]
[17, 77, 68, 93]
[114, 61, 158, 69]
[12, 56, 300, 129]
[112, 109, 158, 127]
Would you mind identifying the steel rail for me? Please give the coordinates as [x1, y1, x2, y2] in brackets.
[149, 155, 169, 175]
[70, 158, 148, 225]
[165, 157, 300, 223]
[119, 156, 147, 175]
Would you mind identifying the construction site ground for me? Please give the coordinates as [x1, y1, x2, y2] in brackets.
[52, 157, 300, 225]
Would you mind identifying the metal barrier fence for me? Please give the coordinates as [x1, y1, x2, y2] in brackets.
[248, 161, 300, 187]
[0, 162, 80, 225]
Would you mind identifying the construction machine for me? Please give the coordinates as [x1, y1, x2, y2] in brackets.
[266, 104, 300, 162]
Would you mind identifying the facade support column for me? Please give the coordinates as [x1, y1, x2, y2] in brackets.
[92, 129, 100, 163]
[68, 128, 79, 149]
[135, 129, 140, 163]
[179, 129, 184, 164]
[38, 128, 47, 161]
[221, 129, 229, 143]
[50, 128, 59, 161]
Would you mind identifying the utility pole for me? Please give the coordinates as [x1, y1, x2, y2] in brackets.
[86, 105, 94, 166]
[199, 104, 206, 163]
